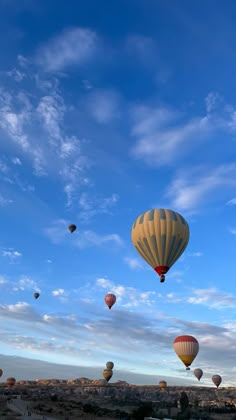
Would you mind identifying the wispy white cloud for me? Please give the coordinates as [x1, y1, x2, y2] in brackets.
[0, 193, 13, 206]
[130, 93, 236, 166]
[0, 301, 40, 321]
[79, 192, 119, 222]
[85, 89, 121, 124]
[130, 104, 211, 165]
[187, 251, 203, 257]
[44, 219, 123, 248]
[124, 257, 143, 270]
[187, 288, 236, 309]
[229, 228, 236, 235]
[226, 197, 236, 205]
[13, 276, 41, 293]
[0, 275, 8, 285]
[35, 27, 100, 72]
[5, 68, 26, 82]
[11, 156, 22, 165]
[52, 288, 65, 297]
[0, 73, 90, 206]
[44, 219, 68, 244]
[96, 278, 113, 289]
[75, 230, 123, 249]
[166, 164, 236, 212]
[205, 91, 222, 113]
[0, 248, 22, 259]
[37, 94, 65, 143]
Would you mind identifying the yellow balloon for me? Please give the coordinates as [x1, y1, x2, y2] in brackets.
[103, 368, 113, 382]
[131, 208, 190, 282]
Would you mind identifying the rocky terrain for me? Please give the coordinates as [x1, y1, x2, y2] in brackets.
[1, 378, 236, 419]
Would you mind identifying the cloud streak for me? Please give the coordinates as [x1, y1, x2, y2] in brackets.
[130, 93, 236, 168]
[166, 164, 236, 212]
[35, 27, 100, 72]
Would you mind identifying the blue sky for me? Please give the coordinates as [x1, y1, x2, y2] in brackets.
[0, 0, 236, 387]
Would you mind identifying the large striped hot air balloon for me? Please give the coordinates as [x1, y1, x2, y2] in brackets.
[173, 335, 199, 370]
[212, 374, 222, 388]
[131, 209, 190, 282]
[194, 368, 203, 381]
[104, 293, 116, 309]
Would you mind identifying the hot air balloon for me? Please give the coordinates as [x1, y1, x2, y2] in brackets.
[194, 368, 203, 381]
[6, 377, 16, 389]
[131, 209, 190, 282]
[212, 375, 222, 388]
[0, 369, 3, 378]
[68, 224, 76, 233]
[106, 361, 114, 370]
[104, 293, 116, 309]
[159, 380, 167, 391]
[173, 335, 199, 370]
[34, 292, 40, 299]
[103, 368, 113, 382]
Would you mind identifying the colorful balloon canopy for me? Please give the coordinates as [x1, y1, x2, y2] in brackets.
[173, 335, 199, 370]
[159, 380, 167, 390]
[212, 374, 222, 388]
[104, 293, 116, 309]
[6, 377, 16, 388]
[34, 292, 40, 299]
[68, 224, 76, 233]
[106, 361, 114, 370]
[131, 208, 190, 282]
[103, 368, 113, 382]
[194, 368, 203, 381]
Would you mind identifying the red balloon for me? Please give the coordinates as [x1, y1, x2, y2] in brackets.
[212, 374, 222, 388]
[104, 293, 116, 309]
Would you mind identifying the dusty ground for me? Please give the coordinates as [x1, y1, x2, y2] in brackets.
[5, 398, 119, 420]
[211, 414, 236, 419]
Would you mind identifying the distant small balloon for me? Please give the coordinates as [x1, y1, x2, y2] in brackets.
[6, 377, 16, 389]
[68, 224, 77, 233]
[0, 369, 3, 378]
[104, 293, 116, 309]
[103, 368, 113, 382]
[159, 380, 167, 390]
[212, 374, 222, 388]
[34, 293, 40, 299]
[194, 368, 203, 381]
[106, 361, 114, 370]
